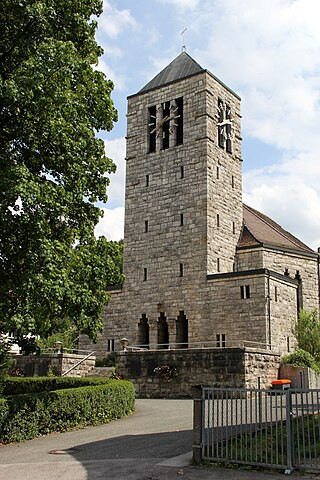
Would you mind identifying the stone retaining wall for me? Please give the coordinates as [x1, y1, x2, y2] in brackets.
[11, 353, 96, 377]
[116, 347, 281, 398]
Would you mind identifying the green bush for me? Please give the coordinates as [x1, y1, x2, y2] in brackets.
[281, 349, 320, 373]
[2, 376, 111, 395]
[0, 379, 135, 443]
[95, 353, 116, 367]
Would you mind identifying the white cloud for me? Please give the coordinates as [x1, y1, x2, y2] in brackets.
[104, 137, 126, 207]
[181, 0, 320, 249]
[99, 1, 138, 38]
[95, 59, 126, 90]
[95, 206, 124, 240]
[156, 0, 199, 9]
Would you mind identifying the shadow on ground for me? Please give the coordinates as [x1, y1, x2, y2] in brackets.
[69, 429, 193, 461]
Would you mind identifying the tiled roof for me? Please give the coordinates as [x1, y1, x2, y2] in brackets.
[139, 52, 205, 93]
[238, 204, 315, 254]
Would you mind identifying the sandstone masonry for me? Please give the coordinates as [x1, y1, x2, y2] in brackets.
[80, 52, 320, 389]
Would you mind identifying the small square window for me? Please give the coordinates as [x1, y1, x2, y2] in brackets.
[216, 334, 226, 347]
[240, 285, 250, 299]
[107, 339, 115, 352]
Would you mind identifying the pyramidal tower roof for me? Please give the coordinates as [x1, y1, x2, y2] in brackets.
[139, 51, 205, 93]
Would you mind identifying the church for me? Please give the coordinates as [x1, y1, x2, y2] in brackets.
[80, 52, 320, 363]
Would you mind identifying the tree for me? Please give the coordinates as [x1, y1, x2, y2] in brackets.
[0, 1, 121, 342]
[293, 310, 320, 364]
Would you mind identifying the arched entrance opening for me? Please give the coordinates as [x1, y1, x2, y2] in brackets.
[176, 310, 188, 348]
[138, 314, 149, 348]
[157, 312, 169, 349]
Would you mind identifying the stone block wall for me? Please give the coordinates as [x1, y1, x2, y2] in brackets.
[11, 353, 96, 377]
[244, 350, 281, 389]
[262, 248, 319, 311]
[206, 73, 242, 274]
[116, 347, 280, 398]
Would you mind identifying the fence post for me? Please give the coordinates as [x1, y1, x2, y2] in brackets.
[285, 389, 294, 474]
[192, 385, 203, 463]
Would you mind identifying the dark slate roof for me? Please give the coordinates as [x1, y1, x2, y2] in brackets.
[238, 204, 315, 255]
[139, 51, 205, 93]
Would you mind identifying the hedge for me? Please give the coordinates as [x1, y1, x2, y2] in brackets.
[0, 379, 135, 443]
[2, 376, 111, 395]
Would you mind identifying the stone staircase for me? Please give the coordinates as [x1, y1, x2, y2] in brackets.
[85, 366, 115, 378]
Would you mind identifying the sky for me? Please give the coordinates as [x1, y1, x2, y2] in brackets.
[94, 0, 320, 251]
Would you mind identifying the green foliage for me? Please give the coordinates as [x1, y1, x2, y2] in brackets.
[2, 376, 110, 395]
[0, 398, 9, 422]
[281, 348, 320, 373]
[293, 310, 320, 364]
[0, 1, 122, 342]
[0, 338, 13, 377]
[0, 379, 135, 443]
[37, 327, 78, 351]
[95, 352, 116, 367]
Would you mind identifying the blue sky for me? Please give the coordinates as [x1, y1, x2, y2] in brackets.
[94, 0, 320, 250]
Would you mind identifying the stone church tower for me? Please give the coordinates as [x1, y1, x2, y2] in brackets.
[80, 52, 319, 358]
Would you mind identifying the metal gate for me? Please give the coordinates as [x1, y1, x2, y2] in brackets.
[201, 387, 320, 473]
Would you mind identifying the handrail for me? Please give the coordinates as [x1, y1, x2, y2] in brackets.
[125, 339, 274, 352]
[61, 351, 95, 377]
[41, 347, 93, 355]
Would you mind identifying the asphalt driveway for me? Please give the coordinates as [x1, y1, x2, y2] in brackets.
[0, 398, 315, 479]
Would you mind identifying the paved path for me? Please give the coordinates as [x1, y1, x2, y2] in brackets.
[0, 399, 315, 479]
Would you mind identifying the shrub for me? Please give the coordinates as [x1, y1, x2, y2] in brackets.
[293, 309, 320, 363]
[281, 349, 320, 373]
[95, 353, 116, 367]
[2, 376, 111, 395]
[0, 398, 9, 423]
[0, 379, 135, 443]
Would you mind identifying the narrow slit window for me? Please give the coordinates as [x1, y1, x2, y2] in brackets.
[217, 214, 220, 227]
[145, 220, 148, 233]
[175, 97, 183, 146]
[162, 101, 170, 150]
[275, 286, 278, 302]
[231, 175, 234, 188]
[245, 285, 250, 298]
[226, 104, 232, 153]
[180, 165, 184, 179]
[143, 268, 147, 281]
[180, 213, 184, 226]
[218, 98, 225, 148]
[217, 258, 220, 272]
[216, 166, 220, 179]
[179, 263, 184, 277]
[216, 334, 220, 347]
[146, 174, 149, 187]
[232, 221, 235, 234]
[148, 105, 156, 153]
[221, 334, 226, 347]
